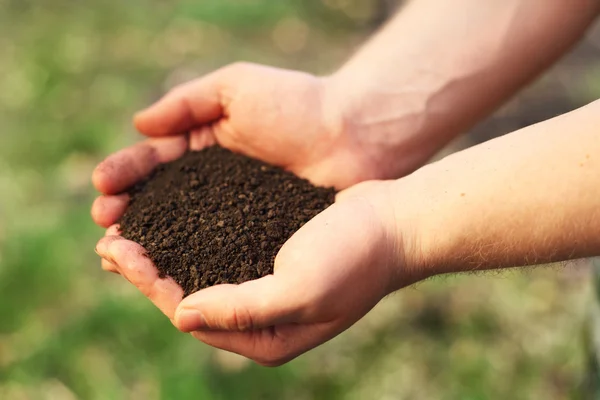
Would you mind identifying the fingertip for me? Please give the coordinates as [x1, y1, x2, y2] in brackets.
[135, 76, 224, 137]
[106, 224, 122, 237]
[133, 99, 180, 137]
[175, 284, 245, 331]
[92, 157, 128, 195]
[97, 235, 184, 318]
[92, 163, 110, 194]
[133, 109, 153, 135]
[91, 197, 106, 227]
[92, 143, 160, 195]
[91, 195, 129, 228]
[176, 276, 300, 332]
[107, 237, 147, 264]
[98, 236, 149, 278]
[96, 235, 126, 259]
[174, 308, 208, 333]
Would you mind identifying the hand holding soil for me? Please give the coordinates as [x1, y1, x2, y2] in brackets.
[96, 175, 401, 365]
[93, 149, 403, 366]
[92, 55, 600, 368]
[91, 64, 408, 365]
[91, 62, 395, 230]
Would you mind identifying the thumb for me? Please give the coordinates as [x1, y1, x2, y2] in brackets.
[174, 275, 305, 333]
[134, 71, 224, 137]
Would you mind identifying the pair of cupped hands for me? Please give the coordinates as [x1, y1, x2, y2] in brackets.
[93, 63, 420, 366]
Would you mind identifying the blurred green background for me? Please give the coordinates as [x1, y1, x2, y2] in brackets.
[1, 1, 600, 399]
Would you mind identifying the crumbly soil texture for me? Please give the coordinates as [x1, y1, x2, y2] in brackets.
[118, 146, 336, 297]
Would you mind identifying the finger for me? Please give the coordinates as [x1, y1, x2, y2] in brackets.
[92, 136, 187, 195]
[148, 136, 190, 162]
[91, 194, 129, 228]
[105, 224, 121, 237]
[174, 275, 305, 333]
[95, 236, 184, 319]
[101, 258, 119, 274]
[191, 322, 336, 367]
[189, 126, 217, 151]
[100, 225, 122, 274]
[134, 73, 224, 137]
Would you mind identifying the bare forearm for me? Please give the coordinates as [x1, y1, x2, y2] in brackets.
[327, 0, 600, 179]
[395, 100, 600, 284]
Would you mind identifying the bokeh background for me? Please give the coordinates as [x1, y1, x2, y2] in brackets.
[1, 0, 600, 399]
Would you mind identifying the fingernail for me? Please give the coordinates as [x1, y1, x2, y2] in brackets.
[176, 308, 208, 332]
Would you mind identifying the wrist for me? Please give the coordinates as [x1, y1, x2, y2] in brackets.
[385, 171, 459, 291]
[337, 179, 428, 295]
[322, 71, 455, 182]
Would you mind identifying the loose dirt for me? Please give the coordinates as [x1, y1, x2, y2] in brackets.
[119, 146, 336, 297]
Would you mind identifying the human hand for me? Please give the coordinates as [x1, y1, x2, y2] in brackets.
[95, 180, 418, 366]
[91, 62, 401, 232]
[91, 62, 423, 362]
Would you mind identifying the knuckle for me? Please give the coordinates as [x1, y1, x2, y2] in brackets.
[227, 306, 254, 331]
[127, 264, 156, 299]
[143, 278, 163, 302]
[138, 281, 154, 298]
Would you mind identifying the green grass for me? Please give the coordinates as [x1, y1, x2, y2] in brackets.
[0, 1, 598, 398]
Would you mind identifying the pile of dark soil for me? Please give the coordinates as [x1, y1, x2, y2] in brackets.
[119, 146, 336, 297]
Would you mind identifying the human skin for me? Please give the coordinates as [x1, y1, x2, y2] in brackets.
[92, 0, 600, 365]
[96, 99, 600, 366]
